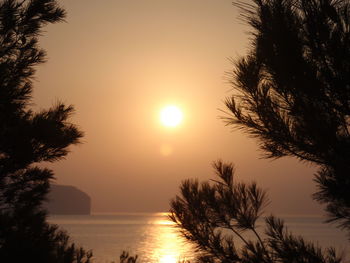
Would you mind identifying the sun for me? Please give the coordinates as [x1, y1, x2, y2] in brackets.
[160, 105, 183, 127]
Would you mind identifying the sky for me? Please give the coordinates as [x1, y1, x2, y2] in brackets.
[34, 0, 323, 215]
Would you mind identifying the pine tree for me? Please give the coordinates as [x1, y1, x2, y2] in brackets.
[224, 0, 350, 234]
[0, 1, 91, 261]
[170, 161, 343, 263]
[170, 0, 349, 261]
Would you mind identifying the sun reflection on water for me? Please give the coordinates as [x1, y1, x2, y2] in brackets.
[139, 215, 193, 262]
[159, 255, 177, 263]
[155, 220, 176, 225]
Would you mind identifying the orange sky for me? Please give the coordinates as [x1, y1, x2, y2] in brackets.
[34, 0, 323, 215]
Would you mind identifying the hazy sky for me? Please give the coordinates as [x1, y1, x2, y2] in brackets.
[34, 0, 323, 215]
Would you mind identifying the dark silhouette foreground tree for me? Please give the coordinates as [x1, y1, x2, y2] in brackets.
[0, 0, 91, 262]
[170, 161, 343, 263]
[170, 0, 349, 262]
[223, 0, 350, 233]
[120, 251, 138, 263]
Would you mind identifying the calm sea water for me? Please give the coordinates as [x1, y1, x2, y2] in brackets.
[48, 213, 349, 263]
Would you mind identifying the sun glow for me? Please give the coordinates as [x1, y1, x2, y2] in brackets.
[160, 105, 183, 127]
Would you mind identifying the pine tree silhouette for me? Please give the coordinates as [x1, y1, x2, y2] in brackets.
[224, 0, 350, 234]
[0, 1, 91, 262]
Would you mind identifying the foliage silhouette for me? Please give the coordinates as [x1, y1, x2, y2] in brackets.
[0, 0, 91, 262]
[119, 251, 138, 263]
[223, 0, 350, 234]
[170, 161, 343, 263]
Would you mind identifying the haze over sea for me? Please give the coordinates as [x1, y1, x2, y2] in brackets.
[49, 213, 349, 263]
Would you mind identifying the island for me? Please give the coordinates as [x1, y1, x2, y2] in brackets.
[45, 185, 91, 215]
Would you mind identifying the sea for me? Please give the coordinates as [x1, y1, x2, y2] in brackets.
[48, 213, 350, 263]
